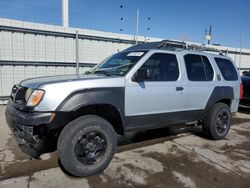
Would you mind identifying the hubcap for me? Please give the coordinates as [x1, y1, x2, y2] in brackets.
[216, 110, 229, 134]
[74, 131, 107, 165]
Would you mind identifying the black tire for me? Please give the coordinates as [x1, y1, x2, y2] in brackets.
[202, 102, 231, 140]
[57, 115, 117, 177]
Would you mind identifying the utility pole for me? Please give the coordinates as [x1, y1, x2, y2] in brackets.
[136, 9, 139, 44]
[239, 32, 243, 71]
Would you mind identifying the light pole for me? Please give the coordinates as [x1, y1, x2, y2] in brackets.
[136, 9, 140, 44]
[62, 0, 69, 27]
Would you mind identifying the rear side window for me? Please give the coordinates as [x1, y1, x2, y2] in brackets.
[214, 58, 238, 81]
[141, 53, 179, 81]
[184, 54, 214, 81]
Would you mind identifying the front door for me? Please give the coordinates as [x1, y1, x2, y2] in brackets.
[125, 52, 186, 129]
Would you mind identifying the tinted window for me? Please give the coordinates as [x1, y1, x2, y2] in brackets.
[184, 54, 214, 81]
[140, 53, 179, 81]
[214, 58, 238, 81]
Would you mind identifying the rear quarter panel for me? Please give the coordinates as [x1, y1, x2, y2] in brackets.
[211, 54, 241, 113]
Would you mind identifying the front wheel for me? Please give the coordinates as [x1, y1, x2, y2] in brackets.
[202, 103, 231, 140]
[57, 115, 117, 177]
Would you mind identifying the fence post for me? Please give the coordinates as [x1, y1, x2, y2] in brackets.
[75, 30, 79, 77]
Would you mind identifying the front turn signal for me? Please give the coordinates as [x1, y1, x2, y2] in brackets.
[26, 90, 45, 107]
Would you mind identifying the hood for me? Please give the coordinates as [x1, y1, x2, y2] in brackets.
[20, 74, 106, 89]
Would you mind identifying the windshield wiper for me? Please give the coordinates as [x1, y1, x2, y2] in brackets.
[85, 71, 91, 75]
[93, 70, 112, 76]
[99, 63, 133, 71]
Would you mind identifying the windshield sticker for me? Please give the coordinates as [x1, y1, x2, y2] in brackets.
[127, 52, 144, 57]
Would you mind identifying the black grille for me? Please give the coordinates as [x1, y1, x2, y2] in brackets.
[11, 85, 26, 103]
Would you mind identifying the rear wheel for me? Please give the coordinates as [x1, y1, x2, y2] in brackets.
[57, 115, 117, 177]
[202, 103, 231, 140]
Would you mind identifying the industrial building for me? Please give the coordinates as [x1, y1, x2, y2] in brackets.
[0, 18, 250, 104]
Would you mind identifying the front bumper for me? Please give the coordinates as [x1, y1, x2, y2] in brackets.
[239, 98, 250, 108]
[5, 101, 53, 158]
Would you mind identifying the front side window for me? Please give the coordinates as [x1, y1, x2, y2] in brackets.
[140, 53, 179, 81]
[184, 54, 214, 81]
[91, 51, 147, 76]
[214, 58, 238, 81]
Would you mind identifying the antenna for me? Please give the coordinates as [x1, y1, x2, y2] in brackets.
[205, 25, 212, 45]
[208, 25, 212, 44]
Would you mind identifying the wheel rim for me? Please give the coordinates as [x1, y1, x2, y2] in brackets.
[215, 110, 229, 134]
[74, 131, 107, 165]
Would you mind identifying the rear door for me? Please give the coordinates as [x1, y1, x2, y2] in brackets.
[183, 53, 216, 110]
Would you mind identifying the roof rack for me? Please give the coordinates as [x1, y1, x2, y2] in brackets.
[157, 40, 187, 49]
[158, 40, 224, 54]
[123, 40, 224, 55]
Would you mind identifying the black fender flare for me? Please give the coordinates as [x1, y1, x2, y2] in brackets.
[205, 86, 234, 111]
[56, 87, 125, 133]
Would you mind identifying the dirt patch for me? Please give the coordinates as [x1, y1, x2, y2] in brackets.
[224, 129, 250, 161]
[0, 132, 59, 180]
[0, 151, 58, 181]
[173, 125, 250, 177]
[143, 152, 250, 188]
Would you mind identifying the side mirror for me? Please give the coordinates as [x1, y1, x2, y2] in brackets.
[132, 68, 151, 82]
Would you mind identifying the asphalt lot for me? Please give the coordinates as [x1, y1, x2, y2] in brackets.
[0, 106, 250, 188]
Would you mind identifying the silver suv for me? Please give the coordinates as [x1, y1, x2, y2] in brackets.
[5, 40, 241, 177]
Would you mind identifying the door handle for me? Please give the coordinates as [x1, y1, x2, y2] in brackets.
[176, 87, 184, 91]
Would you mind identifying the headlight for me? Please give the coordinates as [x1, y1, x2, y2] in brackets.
[26, 90, 45, 107]
[25, 88, 33, 102]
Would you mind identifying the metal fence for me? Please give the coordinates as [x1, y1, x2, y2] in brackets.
[0, 23, 135, 63]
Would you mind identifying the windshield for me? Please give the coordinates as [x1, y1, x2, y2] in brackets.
[89, 51, 147, 76]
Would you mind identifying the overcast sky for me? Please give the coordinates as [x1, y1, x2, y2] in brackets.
[0, 0, 249, 48]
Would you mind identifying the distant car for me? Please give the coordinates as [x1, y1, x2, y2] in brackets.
[240, 71, 250, 107]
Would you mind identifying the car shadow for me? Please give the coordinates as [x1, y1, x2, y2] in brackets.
[117, 124, 206, 148]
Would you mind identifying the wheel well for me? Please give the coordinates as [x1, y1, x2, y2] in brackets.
[216, 99, 231, 107]
[74, 104, 124, 135]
